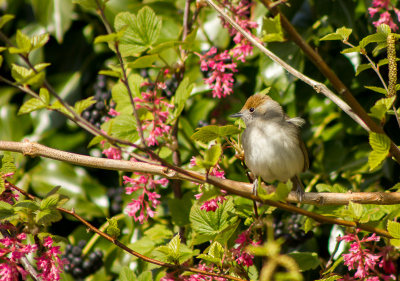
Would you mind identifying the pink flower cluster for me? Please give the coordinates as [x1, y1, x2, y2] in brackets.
[34, 237, 69, 281]
[135, 85, 174, 146]
[196, 48, 237, 98]
[196, 0, 258, 99]
[0, 233, 68, 281]
[337, 229, 395, 281]
[231, 228, 260, 267]
[123, 174, 168, 224]
[368, 0, 400, 31]
[0, 233, 37, 281]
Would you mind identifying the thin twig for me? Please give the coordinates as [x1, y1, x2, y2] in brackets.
[8, 183, 245, 281]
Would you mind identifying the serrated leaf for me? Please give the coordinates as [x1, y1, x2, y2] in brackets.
[390, 239, 400, 247]
[88, 135, 107, 148]
[360, 33, 387, 49]
[316, 184, 348, 193]
[191, 125, 219, 143]
[377, 24, 391, 35]
[99, 70, 121, 78]
[336, 27, 352, 40]
[138, 271, 152, 281]
[109, 114, 139, 143]
[18, 97, 47, 115]
[261, 14, 284, 43]
[0, 14, 15, 29]
[49, 100, 75, 119]
[14, 200, 40, 211]
[106, 217, 121, 237]
[340, 46, 360, 54]
[168, 234, 181, 257]
[373, 42, 388, 54]
[15, 30, 31, 54]
[31, 34, 50, 51]
[258, 87, 271, 95]
[35, 209, 62, 226]
[348, 201, 363, 219]
[369, 132, 391, 153]
[112, 74, 144, 114]
[114, 7, 162, 57]
[148, 41, 188, 55]
[41, 194, 69, 210]
[302, 218, 316, 233]
[369, 96, 396, 121]
[173, 77, 194, 118]
[155, 245, 172, 256]
[203, 144, 222, 171]
[320, 33, 343, 41]
[0, 155, 16, 175]
[387, 220, 400, 239]
[365, 86, 387, 95]
[214, 219, 240, 245]
[368, 151, 387, 170]
[190, 197, 237, 237]
[75, 96, 96, 114]
[289, 252, 321, 271]
[126, 54, 159, 68]
[119, 266, 137, 281]
[315, 275, 342, 281]
[355, 64, 372, 76]
[39, 88, 50, 104]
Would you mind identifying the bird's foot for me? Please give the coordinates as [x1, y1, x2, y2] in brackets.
[295, 181, 305, 203]
[253, 178, 258, 196]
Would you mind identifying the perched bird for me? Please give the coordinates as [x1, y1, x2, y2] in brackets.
[231, 94, 309, 202]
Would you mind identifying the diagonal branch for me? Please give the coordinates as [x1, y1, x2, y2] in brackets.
[257, 0, 400, 163]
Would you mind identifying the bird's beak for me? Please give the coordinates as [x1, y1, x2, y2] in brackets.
[230, 112, 243, 118]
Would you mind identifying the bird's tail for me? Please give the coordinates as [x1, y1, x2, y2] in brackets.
[291, 175, 305, 203]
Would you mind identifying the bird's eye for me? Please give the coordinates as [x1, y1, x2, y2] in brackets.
[249, 107, 255, 113]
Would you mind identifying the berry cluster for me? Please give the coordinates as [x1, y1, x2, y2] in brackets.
[273, 214, 313, 247]
[63, 240, 104, 279]
[82, 75, 114, 129]
[107, 187, 124, 216]
[140, 68, 178, 97]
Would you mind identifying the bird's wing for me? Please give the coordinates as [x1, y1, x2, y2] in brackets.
[285, 114, 309, 172]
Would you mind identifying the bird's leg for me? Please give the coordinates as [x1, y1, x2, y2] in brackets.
[291, 175, 305, 203]
[253, 176, 258, 196]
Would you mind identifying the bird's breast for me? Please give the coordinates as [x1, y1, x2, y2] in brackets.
[242, 121, 304, 182]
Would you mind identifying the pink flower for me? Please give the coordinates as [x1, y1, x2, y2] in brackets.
[368, 0, 399, 31]
[123, 174, 167, 224]
[199, 196, 227, 212]
[231, 228, 260, 267]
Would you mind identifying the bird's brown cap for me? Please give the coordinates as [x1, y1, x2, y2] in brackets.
[241, 94, 271, 110]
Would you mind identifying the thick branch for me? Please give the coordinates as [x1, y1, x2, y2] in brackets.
[258, 0, 400, 163]
[2, 140, 400, 206]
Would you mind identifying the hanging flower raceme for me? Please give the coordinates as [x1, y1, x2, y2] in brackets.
[337, 229, 396, 281]
[123, 174, 168, 224]
[135, 85, 174, 146]
[231, 228, 261, 267]
[368, 0, 400, 31]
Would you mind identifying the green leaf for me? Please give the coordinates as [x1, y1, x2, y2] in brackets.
[373, 42, 388, 54]
[323, 256, 344, 274]
[347, 201, 363, 220]
[74, 97, 96, 114]
[18, 97, 46, 115]
[340, 46, 360, 54]
[98, 70, 121, 78]
[106, 217, 121, 237]
[49, 100, 75, 119]
[391, 239, 400, 247]
[261, 14, 284, 43]
[72, 0, 98, 9]
[320, 33, 343, 41]
[355, 64, 372, 76]
[258, 87, 271, 95]
[190, 197, 237, 237]
[377, 24, 391, 35]
[14, 200, 40, 211]
[109, 114, 139, 143]
[9, 30, 31, 55]
[144, 224, 173, 241]
[35, 209, 62, 226]
[114, 7, 162, 57]
[315, 184, 348, 193]
[203, 144, 222, 171]
[369, 96, 396, 121]
[364, 86, 387, 95]
[387, 220, 400, 239]
[214, 219, 240, 245]
[168, 193, 193, 227]
[0, 201, 19, 222]
[359, 33, 387, 49]
[0, 55, 3, 68]
[126, 54, 159, 68]
[173, 78, 195, 118]
[31, 33, 50, 51]
[197, 241, 224, 266]
[148, 41, 188, 55]
[94, 25, 127, 44]
[182, 27, 198, 50]
[155, 234, 182, 263]
[119, 266, 137, 281]
[0, 154, 17, 175]
[191, 125, 241, 143]
[336, 27, 353, 40]
[368, 151, 387, 171]
[138, 271, 152, 281]
[112, 74, 144, 114]
[302, 218, 316, 233]
[289, 252, 321, 271]
[0, 14, 15, 29]
[369, 132, 391, 153]
[41, 194, 69, 210]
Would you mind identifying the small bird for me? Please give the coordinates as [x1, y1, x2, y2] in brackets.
[231, 94, 309, 202]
